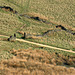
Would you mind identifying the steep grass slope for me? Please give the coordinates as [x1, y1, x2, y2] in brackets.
[0, 0, 75, 59]
[0, 1, 75, 74]
[29, 0, 75, 27]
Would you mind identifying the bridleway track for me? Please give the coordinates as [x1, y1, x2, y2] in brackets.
[0, 35, 75, 53]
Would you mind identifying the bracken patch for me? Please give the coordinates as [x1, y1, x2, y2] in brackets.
[0, 49, 75, 75]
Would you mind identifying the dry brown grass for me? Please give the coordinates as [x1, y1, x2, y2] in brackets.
[0, 38, 8, 41]
[0, 49, 75, 75]
[26, 35, 42, 39]
[23, 12, 48, 20]
[29, 0, 75, 27]
[1, 7, 16, 14]
[17, 31, 24, 35]
[71, 28, 75, 31]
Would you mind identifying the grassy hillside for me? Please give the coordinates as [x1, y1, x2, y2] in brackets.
[0, 0, 75, 62]
[0, 0, 75, 27]
[0, 0, 75, 74]
[29, 0, 75, 27]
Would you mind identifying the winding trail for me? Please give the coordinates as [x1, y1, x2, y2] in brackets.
[0, 35, 75, 53]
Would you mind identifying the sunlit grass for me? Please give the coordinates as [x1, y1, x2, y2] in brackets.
[0, 0, 75, 55]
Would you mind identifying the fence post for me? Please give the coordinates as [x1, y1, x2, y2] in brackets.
[14, 33, 16, 38]
[24, 32, 26, 39]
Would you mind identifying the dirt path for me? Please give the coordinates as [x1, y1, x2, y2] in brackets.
[0, 35, 9, 37]
[0, 35, 75, 53]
